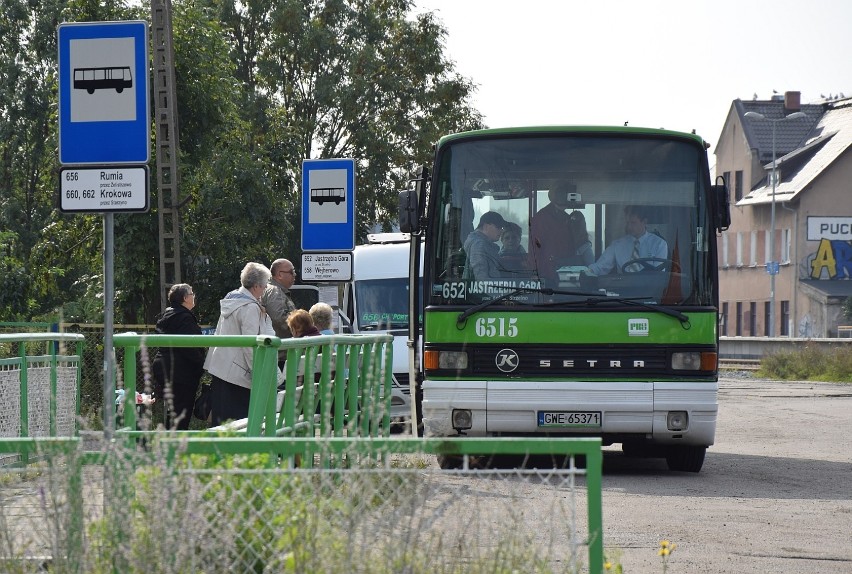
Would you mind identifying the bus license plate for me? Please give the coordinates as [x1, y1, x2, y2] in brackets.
[538, 411, 602, 428]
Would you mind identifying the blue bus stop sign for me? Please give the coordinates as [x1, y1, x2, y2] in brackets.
[58, 21, 150, 165]
[301, 158, 356, 251]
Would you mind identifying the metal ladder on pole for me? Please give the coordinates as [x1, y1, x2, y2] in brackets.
[151, 0, 182, 309]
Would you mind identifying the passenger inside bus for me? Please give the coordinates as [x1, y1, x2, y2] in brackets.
[463, 211, 508, 280]
[529, 182, 583, 285]
[498, 221, 527, 273]
[586, 206, 668, 276]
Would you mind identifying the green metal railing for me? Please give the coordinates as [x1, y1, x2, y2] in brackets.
[0, 333, 85, 443]
[112, 332, 394, 439]
[0, 333, 606, 572]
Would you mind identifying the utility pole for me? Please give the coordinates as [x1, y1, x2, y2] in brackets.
[151, 0, 182, 311]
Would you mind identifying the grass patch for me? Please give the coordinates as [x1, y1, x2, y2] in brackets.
[759, 344, 852, 382]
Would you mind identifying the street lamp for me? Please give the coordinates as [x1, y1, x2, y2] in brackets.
[743, 110, 807, 336]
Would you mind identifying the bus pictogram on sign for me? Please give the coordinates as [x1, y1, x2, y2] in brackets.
[73, 66, 133, 94]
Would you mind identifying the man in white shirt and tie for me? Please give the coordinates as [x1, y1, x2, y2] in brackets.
[586, 206, 668, 276]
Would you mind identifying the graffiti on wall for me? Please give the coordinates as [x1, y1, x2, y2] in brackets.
[805, 216, 852, 280]
[808, 239, 852, 279]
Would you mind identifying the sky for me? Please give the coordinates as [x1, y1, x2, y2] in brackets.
[412, 0, 852, 163]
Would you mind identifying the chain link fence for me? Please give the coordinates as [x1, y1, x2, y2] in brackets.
[0, 437, 603, 573]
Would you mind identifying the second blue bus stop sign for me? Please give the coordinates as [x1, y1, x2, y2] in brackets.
[301, 158, 356, 251]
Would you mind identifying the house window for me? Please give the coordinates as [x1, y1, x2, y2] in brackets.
[750, 230, 757, 266]
[723, 171, 731, 191]
[721, 302, 728, 336]
[735, 170, 744, 202]
[735, 302, 743, 336]
[780, 301, 791, 336]
[721, 232, 729, 268]
[736, 232, 743, 267]
[781, 228, 792, 263]
[749, 302, 757, 336]
[764, 301, 771, 337]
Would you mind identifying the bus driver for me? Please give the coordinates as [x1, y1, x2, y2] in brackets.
[586, 206, 667, 275]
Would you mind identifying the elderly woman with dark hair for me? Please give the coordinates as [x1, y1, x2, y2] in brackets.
[152, 283, 206, 430]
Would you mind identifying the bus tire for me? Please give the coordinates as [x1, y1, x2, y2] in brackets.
[665, 445, 706, 473]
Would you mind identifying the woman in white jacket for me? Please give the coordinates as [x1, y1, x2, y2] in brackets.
[204, 262, 275, 424]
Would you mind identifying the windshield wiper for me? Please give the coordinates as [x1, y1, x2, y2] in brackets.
[456, 287, 556, 324]
[564, 294, 690, 325]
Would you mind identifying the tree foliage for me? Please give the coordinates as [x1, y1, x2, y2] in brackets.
[0, 0, 482, 324]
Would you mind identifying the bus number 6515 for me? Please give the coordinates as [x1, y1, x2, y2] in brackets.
[475, 317, 518, 338]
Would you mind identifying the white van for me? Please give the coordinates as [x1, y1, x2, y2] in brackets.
[340, 233, 422, 433]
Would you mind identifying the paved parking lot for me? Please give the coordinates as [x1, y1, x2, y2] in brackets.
[596, 376, 852, 573]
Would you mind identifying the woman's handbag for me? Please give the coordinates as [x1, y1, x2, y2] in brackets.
[193, 381, 213, 422]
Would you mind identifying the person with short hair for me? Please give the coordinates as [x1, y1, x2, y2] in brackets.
[262, 258, 298, 366]
[152, 283, 205, 430]
[309, 302, 335, 335]
[287, 309, 322, 338]
[463, 210, 508, 280]
[586, 206, 667, 276]
[529, 182, 577, 284]
[498, 221, 527, 273]
[204, 262, 275, 425]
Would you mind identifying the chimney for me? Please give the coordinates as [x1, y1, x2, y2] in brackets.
[784, 91, 801, 113]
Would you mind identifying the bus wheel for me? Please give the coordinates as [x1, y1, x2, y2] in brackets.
[665, 446, 706, 472]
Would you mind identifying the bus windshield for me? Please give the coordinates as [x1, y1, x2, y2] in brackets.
[428, 133, 714, 307]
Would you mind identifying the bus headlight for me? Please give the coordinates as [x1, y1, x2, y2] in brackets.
[671, 352, 700, 370]
[671, 352, 717, 371]
[425, 350, 468, 370]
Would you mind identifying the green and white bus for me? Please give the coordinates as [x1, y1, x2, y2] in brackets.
[400, 126, 730, 472]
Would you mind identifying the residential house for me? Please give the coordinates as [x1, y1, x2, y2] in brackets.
[714, 91, 852, 337]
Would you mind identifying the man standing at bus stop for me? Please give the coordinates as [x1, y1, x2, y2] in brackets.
[262, 258, 298, 367]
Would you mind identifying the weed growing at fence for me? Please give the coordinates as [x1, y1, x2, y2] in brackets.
[760, 344, 852, 382]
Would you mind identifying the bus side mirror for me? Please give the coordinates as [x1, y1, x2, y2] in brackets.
[711, 178, 730, 232]
[399, 165, 428, 233]
[399, 188, 418, 233]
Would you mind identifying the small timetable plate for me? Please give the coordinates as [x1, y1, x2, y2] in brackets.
[538, 411, 602, 428]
